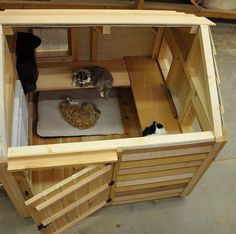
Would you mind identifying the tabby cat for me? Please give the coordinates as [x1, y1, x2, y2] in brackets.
[60, 97, 101, 129]
[72, 66, 113, 98]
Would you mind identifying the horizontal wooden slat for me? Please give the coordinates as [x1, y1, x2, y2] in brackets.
[118, 167, 198, 182]
[48, 201, 106, 234]
[122, 145, 212, 161]
[113, 188, 183, 202]
[8, 150, 117, 171]
[25, 165, 100, 206]
[116, 178, 191, 192]
[115, 183, 186, 197]
[37, 60, 130, 91]
[35, 165, 111, 211]
[0, 10, 214, 26]
[42, 184, 108, 226]
[119, 160, 202, 175]
[111, 192, 180, 205]
[117, 173, 194, 187]
[8, 131, 215, 157]
[120, 153, 207, 169]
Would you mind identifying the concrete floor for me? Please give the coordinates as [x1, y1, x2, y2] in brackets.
[1, 23, 236, 234]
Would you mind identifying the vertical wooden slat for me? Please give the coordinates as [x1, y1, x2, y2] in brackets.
[152, 27, 164, 59]
[70, 28, 79, 62]
[91, 27, 98, 61]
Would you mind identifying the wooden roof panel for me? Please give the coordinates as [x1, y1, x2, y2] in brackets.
[0, 10, 214, 26]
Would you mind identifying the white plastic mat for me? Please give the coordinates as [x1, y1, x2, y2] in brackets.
[36, 90, 124, 137]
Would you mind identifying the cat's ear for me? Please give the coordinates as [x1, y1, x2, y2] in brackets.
[156, 123, 164, 129]
[153, 121, 157, 125]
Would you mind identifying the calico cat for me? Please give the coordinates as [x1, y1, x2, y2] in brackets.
[72, 66, 113, 98]
[60, 97, 101, 129]
[142, 121, 167, 137]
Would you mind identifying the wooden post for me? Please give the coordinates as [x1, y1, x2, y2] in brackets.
[0, 158, 29, 217]
[152, 27, 164, 59]
[135, 0, 144, 9]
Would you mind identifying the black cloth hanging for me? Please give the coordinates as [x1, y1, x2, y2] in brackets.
[16, 32, 41, 94]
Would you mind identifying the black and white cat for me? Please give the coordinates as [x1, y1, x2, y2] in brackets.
[142, 121, 167, 137]
[72, 66, 113, 98]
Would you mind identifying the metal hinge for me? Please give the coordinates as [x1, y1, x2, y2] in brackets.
[37, 224, 49, 231]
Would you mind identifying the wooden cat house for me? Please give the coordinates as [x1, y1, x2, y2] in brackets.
[0, 9, 226, 233]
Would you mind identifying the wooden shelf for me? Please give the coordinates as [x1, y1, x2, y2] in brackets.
[126, 56, 181, 134]
[36, 60, 130, 91]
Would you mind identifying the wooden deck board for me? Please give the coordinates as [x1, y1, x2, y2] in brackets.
[125, 56, 180, 133]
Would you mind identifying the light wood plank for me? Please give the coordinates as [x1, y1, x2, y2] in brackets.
[126, 56, 180, 133]
[25, 165, 100, 206]
[116, 178, 190, 192]
[0, 10, 214, 26]
[8, 150, 117, 171]
[8, 131, 215, 158]
[122, 145, 212, 161]
[36, 60, 130, 91]
[42, 184, 108, 226]
[111, 192, 180, 205]
[51, 201, 106, 234]
[35, 165, 111, 211]
[120, 153, 207, 169]
[119, 160, 202, 175]
[117, 173, 194, 187]
[118, 166, 198, 181]
[113, 188, 183, 202]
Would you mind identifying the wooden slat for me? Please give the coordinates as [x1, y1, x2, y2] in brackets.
[118, 166, 198, 182]
[119, 160, 202, 175]
[115, 183, 186, 197]
[49, 201, 106, 234]
[117, 173, 194, 187]
[25, 165, 100, 206]
[0, 160, 29, 217]
[42, 184, 108, 226]
[8, 150, 117, 171]
[152, 27, 164, 59]
[120, 153, 207, 169]
[111, 192, 180, 205]
[0, 25, 8, 156]
[36, 60, 130, 91]
[113, 188, 183, 202]
[70, 28, 79, 62]
[122, 145, 212, 161]
[0, 10, 214, 26]
[35, 165, 111, 211]
[181, 135, 227, 196]
[198, 25, 223, 139]
[8, 131, 215, 157]
[0, 2, 235, 20]
[126, 56, 180, 133]
[116, 178, 190, 192]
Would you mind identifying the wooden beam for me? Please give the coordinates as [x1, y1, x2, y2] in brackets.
[0, 159, 29, 217]
[151, 27, 164, 59]
[198, 25, 223, 139]
[0, 1, 235, 20]
[0, 10, 214, 26]
[0, 25, 7, 156]
[8, 150, 117, 171]
[135, 0, 144, 9]
[8, 131, 215, 159]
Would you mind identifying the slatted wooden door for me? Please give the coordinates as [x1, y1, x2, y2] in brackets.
[25, 164, 114, 234]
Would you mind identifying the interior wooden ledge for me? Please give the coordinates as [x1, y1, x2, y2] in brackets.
[36, 60, 130, 91]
